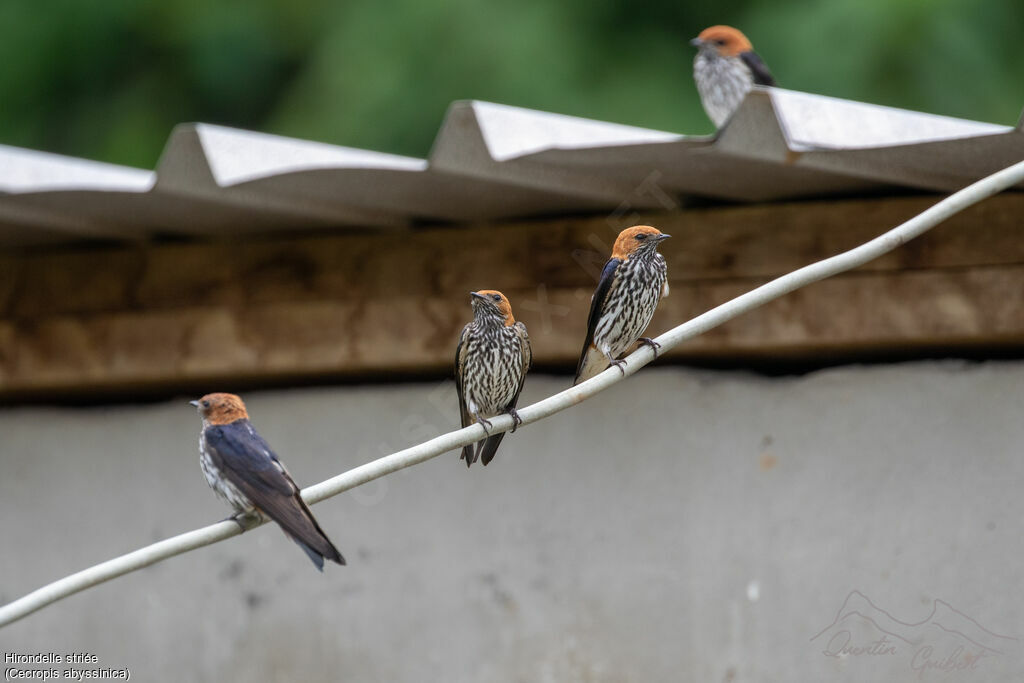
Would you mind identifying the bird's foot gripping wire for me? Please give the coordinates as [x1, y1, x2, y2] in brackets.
[224, 510, 260, 532]
[609, 358, 627, 376]
[637, 337, 662, 357]
[476, 415, 494, 434]
[507, 408, 523, 433]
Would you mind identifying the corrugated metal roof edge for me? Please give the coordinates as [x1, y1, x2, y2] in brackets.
[0, 90, 1021, 246]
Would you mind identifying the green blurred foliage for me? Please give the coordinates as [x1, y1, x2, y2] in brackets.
[0, 0, 1020, 168]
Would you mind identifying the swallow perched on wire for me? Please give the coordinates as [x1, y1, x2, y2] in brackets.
[691, 25, 775, 128]
[191, 393, 344, 570]
[574, 226, 670, 385]
[455, 290, 532, 467]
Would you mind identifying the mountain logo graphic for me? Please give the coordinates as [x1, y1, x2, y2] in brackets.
[810, 590, 1017, 675]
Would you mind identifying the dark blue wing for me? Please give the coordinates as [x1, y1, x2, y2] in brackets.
[575, 257, 621, 380]
[740, 51, 775, 86]
[204, 421, 294, 498]
[204, 420, 344, 568]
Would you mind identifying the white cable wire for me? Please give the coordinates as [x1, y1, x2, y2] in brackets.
[2, 159, 1023, 629]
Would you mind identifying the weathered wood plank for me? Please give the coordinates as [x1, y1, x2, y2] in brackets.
[1, 193, 1022, 395]
[1, 266, 1021, 394]
[6, 193, 1024, 319]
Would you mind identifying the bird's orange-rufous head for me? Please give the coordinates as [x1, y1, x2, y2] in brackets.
[691, 25, 753, 57]
[191, 392, 249, 425]
[470, 290, 516, 326]
[611, 225, 671, 260]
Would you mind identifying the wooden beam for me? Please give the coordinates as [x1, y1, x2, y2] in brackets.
[1, 193, 1023, 396]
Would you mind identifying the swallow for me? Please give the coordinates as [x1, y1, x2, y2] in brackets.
[691, 25, 775, 128]
[455, 290, 532, 466]
[574, 225, 670, 385]
[191, 393, 344, 570]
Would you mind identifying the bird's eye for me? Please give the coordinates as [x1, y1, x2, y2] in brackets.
[201, 400, 210, 408]
[491, 294, 502, 302]
[635, 234, 648, 241]
[715, 38, 727, 46]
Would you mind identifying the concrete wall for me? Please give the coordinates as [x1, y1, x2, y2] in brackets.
[2, 361, 1022, 681]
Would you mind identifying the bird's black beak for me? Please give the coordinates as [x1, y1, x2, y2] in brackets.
[656, 233, 671, 241]
[689, 37, 703, 48]
[189, 400, 200, 408]
[470, 291, 487, 301]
